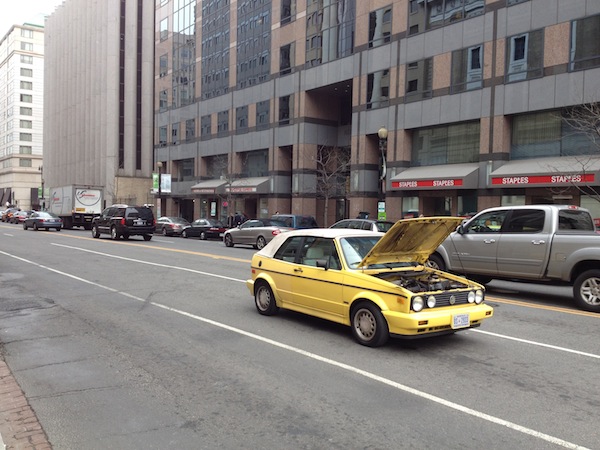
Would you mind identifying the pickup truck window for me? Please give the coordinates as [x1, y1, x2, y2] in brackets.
[466, 211, 508, 233]
[558, 210, 595, 231]
[504, 209, 544, 233]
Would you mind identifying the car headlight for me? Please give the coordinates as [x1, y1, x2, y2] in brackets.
[427, 295, 436, 308]
[467, 291, 475, 303]
[413, 296, 424, 312]
[475, 289, 484, 304]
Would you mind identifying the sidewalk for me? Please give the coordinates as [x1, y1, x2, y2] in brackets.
[0, 358, 51, 449]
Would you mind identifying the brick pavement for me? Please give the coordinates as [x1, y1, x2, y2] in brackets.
[0, 358, 51, 450]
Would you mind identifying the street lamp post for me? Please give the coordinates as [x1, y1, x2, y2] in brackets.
[157, 161, 163, 218]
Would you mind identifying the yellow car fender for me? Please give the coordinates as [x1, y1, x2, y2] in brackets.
[252, 272, 283, 306]
[347, 290, 391, 314]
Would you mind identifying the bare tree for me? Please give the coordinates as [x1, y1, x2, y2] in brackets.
[312, 145, 351, 227]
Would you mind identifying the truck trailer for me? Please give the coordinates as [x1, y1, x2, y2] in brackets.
[48, 186, 104, 229]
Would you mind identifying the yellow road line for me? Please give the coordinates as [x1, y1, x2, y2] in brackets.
[486, 295, 599, 318]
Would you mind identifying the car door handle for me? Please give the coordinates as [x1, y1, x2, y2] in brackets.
[294, 268, 303, 273]
[531, 240, 546, 245]
[483, 239, 496, 244]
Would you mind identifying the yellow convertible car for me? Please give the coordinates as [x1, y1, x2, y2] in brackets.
[246, 217, 493, 347]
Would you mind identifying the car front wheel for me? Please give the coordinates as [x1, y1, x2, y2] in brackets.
[162, 227, 168, 236]
[143, 234, 152, 241]
[182, 230, 188, 238]
[91, 225, 100, 238]
[254, 282, 279, 315]
[351, 302, 389, 347]
[110, 226, 119, 240]
[426, 254, 446, 271]
[224, 234, 234, 247]
[574, 270, 600, 313]
[200, 231, 207, 240]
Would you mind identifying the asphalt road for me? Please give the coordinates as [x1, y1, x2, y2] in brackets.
[0, 223, 598, 449]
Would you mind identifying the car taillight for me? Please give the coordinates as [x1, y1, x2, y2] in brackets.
[121, 218, 126, 225]
[272, 229, 281, 236]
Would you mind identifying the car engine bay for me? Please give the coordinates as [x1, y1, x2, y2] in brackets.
[375, 270, 470, 293]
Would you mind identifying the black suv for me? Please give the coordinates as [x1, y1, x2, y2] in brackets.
[91, 205, 155, 241]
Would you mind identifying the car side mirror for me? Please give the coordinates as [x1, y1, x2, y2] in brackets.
[456, 225, 465, 235]
[316, 258, 329, 270]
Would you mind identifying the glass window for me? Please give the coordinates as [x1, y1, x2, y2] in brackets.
[367, 69, 390, 109]
[242, 149, 268, 177]
[160, 18, 168, 41]
[185, 119, 195, 140]
[19, 146, 32, 154]
[19, 158, 33, 167]
[21, 68, 33, 77]
[412, 121, 480, 166]
[464, 210, 508, 233]
[159, 90, 168, 111]
[305, 0, 355, 66]
[20, 94, 33, 103]
[21, 29, 33, 38]
[406, 58, 433, 102]
[256, 100, 270, 129]
[171, 123, 179, 144]
[279, 95, 292, 124]
[20, 55, 33, 64]
[159, 54, 168, 77]
[558, 209, 595, 231]
[368, 5, 392, 48]
[201, 115, 211, 137]
[281, 0, 295, 25]
[570, 14, 600, 71]
[20, 120, 32, 129]
[20, 81, 33, 90]
[280, 43, 294, 75]
[179, 158, 195, 181]
[501, 195, 525, 206]
[20, 107, 32, 116]
[236, 105, 248, 131]
[217, 110, 229, 134]
[451, 45, 483, 93]
[507, 0, 529, 4]
[580, 196, 600, 225]
[506, 29, 543, 82]
[159, 126, 167, 146]
[274, 236, 304, 262]
[21, 42, 33, 51]
[408, 0, 484, 36]
[504, 209, 545, 233]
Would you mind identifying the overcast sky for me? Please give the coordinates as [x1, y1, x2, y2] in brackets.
[0, 0, 64, 36]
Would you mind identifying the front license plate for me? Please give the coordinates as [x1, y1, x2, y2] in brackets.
[452, 313, 470, 329]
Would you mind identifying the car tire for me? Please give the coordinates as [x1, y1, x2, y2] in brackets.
[110, 226, 119, 240]
[122, 234, 130, 240]
[427, 253, 446, 271]
[224, 234, 234, 247]
[200, 231, 207, 240]
[162, 227, 168, 236]
[55, 228, 61, 232]
[23, 223, 27, 230]
[254, 281, 279, 315]
[143, 234, 152, 241]
[33, 223, 39, 231]
[350, 302, 389, 347]
[574, 270, 600, 313]
[182, 230, 188, 238]
[256, 236, 267, 250]
[91, 225, 100, 238]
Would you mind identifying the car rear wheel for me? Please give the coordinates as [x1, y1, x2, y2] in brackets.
[200, 231, 207, 240]
[351, 302, 389, 347]
[162, 227, 168, 236]
[55, 228, 61, 232]
[91, 225, 100, 238]
[256, 236, 267, 250]
[110, 226, 119, 240]
[574, 270, 600, 313]
[182, 229, 189, 238]
[143, 234, 152, 241]
[224, 234, 234, 247]
[254, 282, 279, 315]
[33, 223, 39, 231]
[23, 223, 27, 230]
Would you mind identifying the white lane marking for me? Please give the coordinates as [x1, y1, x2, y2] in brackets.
[152, 238, 175, 244]
[50, 243, 243, 283]
[473, 329, 600, 359]
[0, 249, 590, 450]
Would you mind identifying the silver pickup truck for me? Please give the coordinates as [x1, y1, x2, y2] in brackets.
[428, 205, 600, 312]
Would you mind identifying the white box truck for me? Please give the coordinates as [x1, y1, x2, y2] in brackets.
[48, 186, 104, 229]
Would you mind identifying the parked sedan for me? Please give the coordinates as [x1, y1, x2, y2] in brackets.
[10, 210, 34, 224]
[156, 216, 190, 236]
[330, 218, 395, 232]
[246, 217, 493, 347]
[223, 219, 293, 249]
[1, 208, 20, 222]
[23, 211, 63, 231]
[182, 218, 227, 240]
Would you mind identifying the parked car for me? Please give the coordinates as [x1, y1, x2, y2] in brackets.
[330, 218, 395, 233]
[429, 204, 600, 312]
[91, 205, 155, 241]
[156, 216, 190, 236]
[10, 210, 34, 224]
[23, 211, 63, 231]
[246, 217, 493, 347]
[1, 207, 20, 222]
[182, 218, 227, 240]
[223, 219, 294, 249]
[270, 214, 319, 229]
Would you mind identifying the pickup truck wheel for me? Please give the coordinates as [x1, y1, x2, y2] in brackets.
[574, 270, 600, 312]
[427, 254, 446, 271]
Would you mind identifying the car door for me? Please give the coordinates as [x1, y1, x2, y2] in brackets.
[270, 236, 304, 306]
[237, 220, 261, 245]
[444, 210, 509, 275]
[97, 207, 116, 233]
[496, 209, 550, 278]
[291, 237, 345, 319]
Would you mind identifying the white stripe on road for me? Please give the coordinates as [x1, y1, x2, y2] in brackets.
[0, 249, 590, 449]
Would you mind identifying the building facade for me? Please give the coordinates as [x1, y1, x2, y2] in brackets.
[44, 0, 155, 207]
[155, 0, 600, 226]
[0, 24, 45, 210]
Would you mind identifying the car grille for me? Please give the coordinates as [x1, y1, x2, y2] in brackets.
[432, 291, 471, 307]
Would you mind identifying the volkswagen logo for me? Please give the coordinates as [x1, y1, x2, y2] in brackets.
[449, 295, 456, 305]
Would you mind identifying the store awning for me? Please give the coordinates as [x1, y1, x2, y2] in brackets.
[226, 177, 271, 194]
[190, 179, 227, 195]
[390, 163, 479, 190]
[489, 156, 600, 187]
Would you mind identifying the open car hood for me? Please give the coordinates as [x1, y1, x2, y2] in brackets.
[359, 217, 463, 267]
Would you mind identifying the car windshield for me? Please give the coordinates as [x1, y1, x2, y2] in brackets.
[339, 236, 382, 269]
